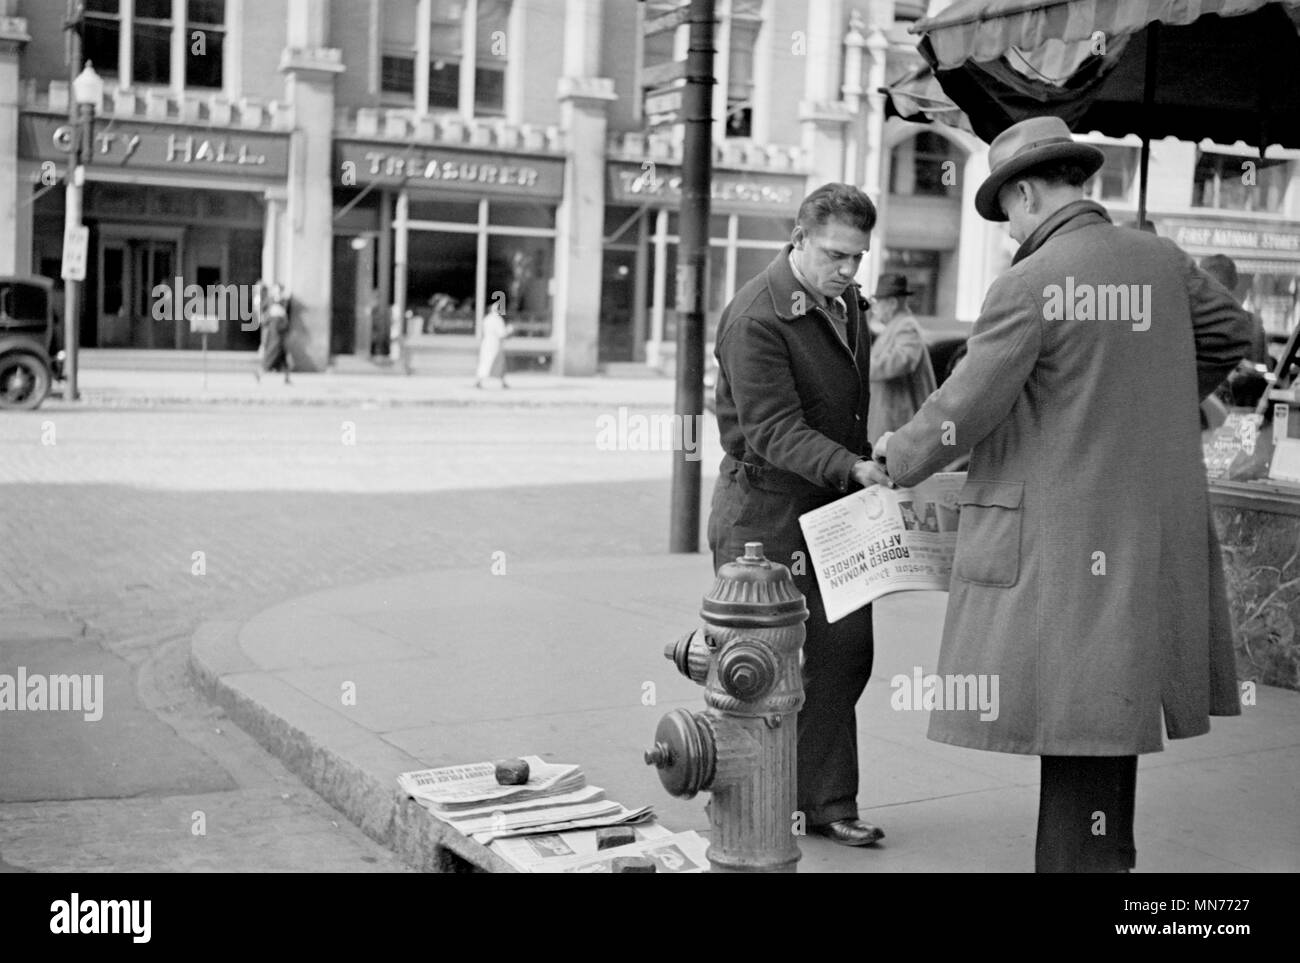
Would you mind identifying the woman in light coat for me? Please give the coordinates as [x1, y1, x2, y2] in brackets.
[474, 301, 514, 389]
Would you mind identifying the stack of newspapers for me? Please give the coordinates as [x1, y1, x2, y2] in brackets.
[396, 755, 654, 845]
[492, 825, 710, 873]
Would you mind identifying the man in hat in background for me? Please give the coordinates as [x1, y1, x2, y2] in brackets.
[871, 116, 1253, 871]
[866, 273, 937, 446]
[709, 182, 892, 848]
[1200, 253, 1271, 367]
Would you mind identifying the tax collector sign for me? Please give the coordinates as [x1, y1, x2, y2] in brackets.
[607, 161, 803, 215]
[335, 141, 565, 198]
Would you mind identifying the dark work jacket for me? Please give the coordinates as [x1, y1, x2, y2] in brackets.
[713, 244, 873, 501]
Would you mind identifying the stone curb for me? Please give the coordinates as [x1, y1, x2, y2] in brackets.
[187, 620, 515, 874]
[52, 392, 675, 411]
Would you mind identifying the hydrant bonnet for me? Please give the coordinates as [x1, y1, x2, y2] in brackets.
[701, 541, 808, 629]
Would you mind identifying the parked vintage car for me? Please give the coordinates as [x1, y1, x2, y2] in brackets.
[0, 275, 63, 410]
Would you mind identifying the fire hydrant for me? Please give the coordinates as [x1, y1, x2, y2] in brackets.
[644, 541, 808, 872]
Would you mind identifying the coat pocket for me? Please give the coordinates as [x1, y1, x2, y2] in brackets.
[954, 479, 1024, 588]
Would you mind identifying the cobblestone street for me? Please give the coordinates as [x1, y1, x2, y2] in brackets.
[0, 403, 717, 871]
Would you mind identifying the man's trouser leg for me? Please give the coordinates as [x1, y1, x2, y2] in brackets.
[794, 580, 874, 827]
[1036, 755, 1138, 872]
[707, 469, 875, 828]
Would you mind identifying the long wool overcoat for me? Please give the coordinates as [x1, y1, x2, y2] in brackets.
[887, 200, 1253, 755]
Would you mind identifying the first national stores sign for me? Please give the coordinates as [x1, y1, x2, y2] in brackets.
[335, 141, 564, 198]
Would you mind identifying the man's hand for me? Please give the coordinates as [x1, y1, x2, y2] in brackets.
[852, 458, 894, 490]
[872, 431, 893, 469]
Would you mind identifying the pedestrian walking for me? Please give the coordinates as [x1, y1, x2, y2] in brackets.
[474, 301, 514, 389]
[873, 116, 1254, 872]
[866, 273, 937, 445]
[257, 282, 293, 385]
[709, 182, 892, 848]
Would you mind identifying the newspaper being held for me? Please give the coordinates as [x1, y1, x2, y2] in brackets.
[799, 472, 966, 623]
[396, 756, 583, 808]
[531, 830, 710, 874]
[489, 821, 675, 873]
[471, 805, 656, 845]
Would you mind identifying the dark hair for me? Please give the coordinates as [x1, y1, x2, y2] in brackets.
[1017, 160, 1093, 189]
[796, 182, 877, 234]
[1200, 253, 1239, 291]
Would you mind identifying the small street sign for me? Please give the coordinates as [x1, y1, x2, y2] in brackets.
[61, 226, 89, 281]
[643, 4, 691, 36]
[641, 58, 688, 88]
[644, 85, 684, 127]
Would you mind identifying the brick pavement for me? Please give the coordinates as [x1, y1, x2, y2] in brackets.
[1, 403, 708, 871]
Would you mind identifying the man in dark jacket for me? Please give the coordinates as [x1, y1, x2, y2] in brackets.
[708, 182, 892, 847]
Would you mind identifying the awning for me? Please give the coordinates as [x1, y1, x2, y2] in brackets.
[912, 0, 1300, 70]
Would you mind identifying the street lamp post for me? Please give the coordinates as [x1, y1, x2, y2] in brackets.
[62, 62, 103, 403]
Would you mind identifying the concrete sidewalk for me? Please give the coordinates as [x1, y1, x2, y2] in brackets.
[190, 554, 1300, 873]
[54, 357, 677, 410]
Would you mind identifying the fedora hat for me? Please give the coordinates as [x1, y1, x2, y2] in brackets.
[975, 116, 1104, 222]
[870, 273, 917, 301]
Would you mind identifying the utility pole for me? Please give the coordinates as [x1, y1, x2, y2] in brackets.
[668, 0, 714, 553]
[62, 0, 87, 402]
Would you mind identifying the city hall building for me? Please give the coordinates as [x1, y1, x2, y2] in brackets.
[2, 0, 1298, 375]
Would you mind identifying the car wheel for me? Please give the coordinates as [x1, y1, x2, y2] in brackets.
[0, 353, 51, 410]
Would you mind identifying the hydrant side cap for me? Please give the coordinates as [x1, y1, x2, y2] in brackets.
[702, 541, 808, 629]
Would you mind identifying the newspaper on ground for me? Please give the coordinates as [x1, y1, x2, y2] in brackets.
[527, 830, 710, 874]
[470, 804, 655, 844]
[412, 785, 605, 821]
[799, 472, 966, 622]
[489, 820, 676, 873]
[428, 798, 624, 836]
[396, 756, 583, 808]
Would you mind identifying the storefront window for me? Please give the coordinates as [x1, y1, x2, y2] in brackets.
[488, 234, 552, 336]
[408, 199, 478, 223]
[1194, 152, 1292, 213]
[490, 202, 555, 229]
[399, 194, 556, 337]
[408, 229, 477, 334]
[735, 246, 778, 288]
[1085, 145, 1139, 205]
[738, 215, 794, 243]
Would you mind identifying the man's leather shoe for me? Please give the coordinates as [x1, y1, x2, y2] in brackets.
[811, 818, 885, 847]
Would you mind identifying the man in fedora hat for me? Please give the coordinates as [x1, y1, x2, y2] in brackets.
[867, 273, 937, 446]
[871, 116, 1253, 871]
[709, 182, 892, 847]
